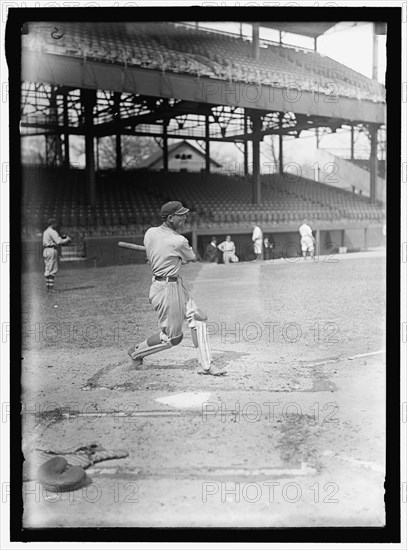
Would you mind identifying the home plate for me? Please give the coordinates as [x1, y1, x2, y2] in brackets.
[155, 392, 212, 409]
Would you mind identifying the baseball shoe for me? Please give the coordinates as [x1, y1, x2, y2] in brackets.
[130, 357, 143, 368]
[197, 365, 226, 376]
[127, 345, 143, 368]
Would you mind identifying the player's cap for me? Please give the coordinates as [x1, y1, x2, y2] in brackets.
[160, 201, 189, 218]
[47, 217, 57, 226]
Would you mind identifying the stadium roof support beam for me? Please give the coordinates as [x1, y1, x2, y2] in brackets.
[251, 113, 262, 204]
[63, 89, 70, 169]
[252, 23, 260, 61]
[244, 112, 249, 176]
[163, 114, 169, 172]
[114, 92, 122, 171]
[350, 125, 354, 160]
[223, 114, 343, 142]
[279, 113, 284, 174]
[205, 115, 210, 173]
[82, 88, 96, 207]
[45, 86, 63, 166]
[93, 99, 211, 137]
[370, 123, 379, 203]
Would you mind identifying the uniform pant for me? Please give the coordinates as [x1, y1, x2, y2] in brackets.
[301, 236, 314, 252]
[253, 240, 263, 259]
[148, 276, 190, 340]
[43, 248, 58, 289]
[222, 252, 238, 263]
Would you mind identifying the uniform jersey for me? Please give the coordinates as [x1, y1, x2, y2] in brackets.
[299, 224, 313, 238]
[42, 226, 65, 247]
[144, 225, 196, 277]
[252, 225, 263, 242]
[218, 241, 235, 253]
[252, 225, 263, 255]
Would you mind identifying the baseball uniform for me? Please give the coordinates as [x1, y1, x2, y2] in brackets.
[217, 238, 239, 263]
[42, 222, 70, 290]
[299, 223, 315, 252]
[128, 201, 225, 376]
[144, 224, 195, 340]
[252, 224, 263, 257]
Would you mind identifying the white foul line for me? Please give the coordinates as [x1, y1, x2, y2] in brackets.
[348, 350, 385, 360]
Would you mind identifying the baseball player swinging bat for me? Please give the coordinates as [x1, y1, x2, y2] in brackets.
[118, 242, 146, 252]
[118, 241, 211, 369]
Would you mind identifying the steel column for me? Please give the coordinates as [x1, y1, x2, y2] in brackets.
[83, 89, 96, 207]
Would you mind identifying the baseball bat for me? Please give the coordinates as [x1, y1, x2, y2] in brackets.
[118, 242, 146, 252]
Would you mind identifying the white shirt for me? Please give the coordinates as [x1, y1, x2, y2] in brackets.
[252, 225, 263, 243]
[299, 224, 313, 238]
[218, 241, 235, 253]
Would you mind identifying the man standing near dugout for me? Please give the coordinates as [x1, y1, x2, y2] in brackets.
[298, 218, 316, 260]
[127, 201, 225, 376]
[218, 235, 239, 264]
[251, 221, 263, 261]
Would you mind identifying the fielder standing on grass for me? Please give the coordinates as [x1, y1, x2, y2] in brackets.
[298, 218, 316, 260]
[127, 201, 226, 376]
[42, 217, 71, 292]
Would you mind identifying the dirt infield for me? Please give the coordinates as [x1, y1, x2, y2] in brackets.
[22, 251, 385, 527]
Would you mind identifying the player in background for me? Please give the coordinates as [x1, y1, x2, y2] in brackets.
[263, 236, 272, 261]
[217, 235, 239, 264]
[42, 218, 71, 291]
[298, 219, 316, 260]
[251, 221, 263, 261]
[127, 201, 225, 376]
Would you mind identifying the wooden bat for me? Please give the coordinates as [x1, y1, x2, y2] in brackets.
[118, 242, 146, 252]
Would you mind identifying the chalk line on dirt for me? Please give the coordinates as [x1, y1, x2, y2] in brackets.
[348, 350, 385, 360]
[323, 451, 384, 473]
[87, 462, 317, 478]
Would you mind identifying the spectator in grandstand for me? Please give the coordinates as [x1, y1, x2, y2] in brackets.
[298, 219, 316, 260]
[42, 218, 71, 292]
[251, 221, 263, 261]
[204, 237, 219, 263]
[218, 235, 239, 264]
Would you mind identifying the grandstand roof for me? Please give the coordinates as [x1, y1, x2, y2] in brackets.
[259, 22, 336, 38]
[22, 21, 384, 103]
[21, 20, 385, 129]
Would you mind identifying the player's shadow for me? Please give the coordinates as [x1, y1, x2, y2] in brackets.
[83, 351, 250, 391]
[144, 350, 249, 371]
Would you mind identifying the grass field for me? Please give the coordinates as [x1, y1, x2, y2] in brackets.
[22, 251, 386, 528]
